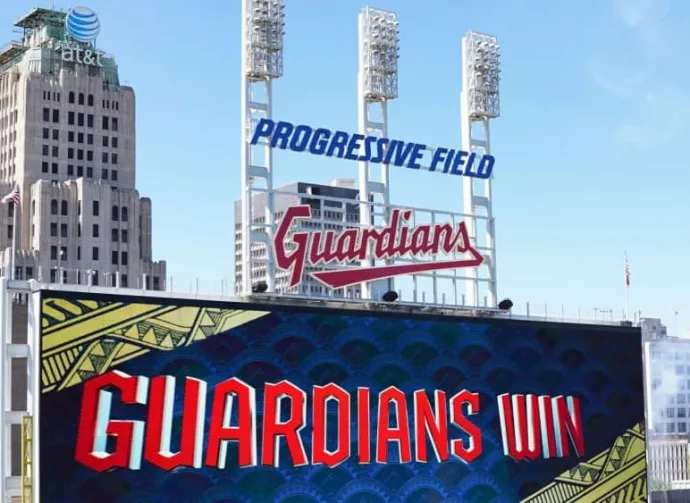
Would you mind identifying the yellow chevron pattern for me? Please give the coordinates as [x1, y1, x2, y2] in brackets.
[40, 295, 270, 393]
[521, 422, 647, 503]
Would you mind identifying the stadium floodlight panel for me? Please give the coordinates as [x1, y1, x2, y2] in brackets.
[465, 31, 501, 119]
[361, 7, 400, 101]
[245, 0, 285, 80]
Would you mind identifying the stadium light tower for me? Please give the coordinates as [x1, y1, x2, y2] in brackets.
[240, 0, 285, 295]
[460, 31, 500, 308]
[357, 7, 399, 300]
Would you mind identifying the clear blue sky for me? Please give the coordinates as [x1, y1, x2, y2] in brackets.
[3, 0, 689, 334]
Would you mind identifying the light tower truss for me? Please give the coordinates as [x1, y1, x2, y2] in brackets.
[460, 31, 501, 308]
[357, 7, 400, 300]
[240, 0, 285, 295]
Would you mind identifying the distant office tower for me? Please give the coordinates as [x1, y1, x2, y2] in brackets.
[0, 7, 165, 289]
[234, 179, 389, 298]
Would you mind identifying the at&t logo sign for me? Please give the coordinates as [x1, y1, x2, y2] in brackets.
[57, 6, 105, 67]
[65, 6, 101, 43]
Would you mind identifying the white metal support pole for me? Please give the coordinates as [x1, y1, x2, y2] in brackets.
[357, 7, 398, 301]
[357, 11, 372, 300]
[460, 31, 500, 308]
[264, 78, 276, 291]
[0, 278, 7, 500]
[241, 0, 284, 295]
[240, 0, 251, 295]
[27, 284, 40, 503]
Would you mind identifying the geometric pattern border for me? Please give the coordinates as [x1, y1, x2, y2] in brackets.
[521, 422, 647, 502]
[40, 296, 269, 393]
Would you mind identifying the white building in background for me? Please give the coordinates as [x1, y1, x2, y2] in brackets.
[647, 438, 690, 486]
[641, 318, 669, 341]
[645, 338, 690, 437]
[0, 7, 165, 289]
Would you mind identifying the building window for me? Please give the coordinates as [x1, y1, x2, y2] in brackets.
[6, 225, 12, 240]
[92, 247, 99, 261]
[52, 163, 58, 174]
[42, 128, 49, 139]
[681, 422, 688, 433]
[61, 223, 68, 238]
[78, 223, 81, 237]
[112, 205, 119, 221]
[112, 154, 118, 165]
[112, 170, 118, 182]
[112, 137, 118, 148]
[87, 114, 94, 128]
[68, 148, 74, 159]
[52, 129, 59, 140]
[87, 134, 93, 145]
[50, 269, 57, 283]
[78, 113, 84, 127]
[121, 229, 128, 243]
[111, 250, 118, 265]
[121, 206, 128, 222]
[68, 111, 75, 125]
[111, 229, 118, 242]
[92, 224, 99, 238]
[52, 146, 58, 157]
[50, 246, 57, 260]
[50, 223, 58, 237]
[88, 94, 94, 106]
[87, 151, 93, 162]
[103, 136, 109, 147]
[102, 117, 109, 130]
[102, 152, 109, 164]
[92, 271, 99, 286]
[43, 108, 50, 121]
[77, 149, 84, 161]
[77, 246, 81, 260]
[86, 167, 93, 178]
[60, 247, 67, 261]
[42, 145, 49, 156]
[7, 203, 14, 218]
[68, 131, 74, 142]
[121, 252, 128, 266]
[52, 109, 59, 123]
[102, 169, 108, 180]
[69, 91, 75, 103]
[26, 267, 33, 279]
[78, 93, 84, 105]
[42, 161, 48, 173]
[67, 164, 74, 176]
[50, 199, 58, 215]
[77, 166, 84, 177]
[121, 274, 128, 288]
[77, 132, 84, 144]
[112, 118, 119, 131]
[153, 276, 160, 291]
[92, 200, 99, 216]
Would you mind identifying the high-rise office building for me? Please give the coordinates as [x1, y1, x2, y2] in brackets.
[0, 7, 165, 289]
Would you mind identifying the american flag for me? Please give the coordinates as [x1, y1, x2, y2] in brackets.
[1, 185, 19, 206]
[624, 253, 630, 287]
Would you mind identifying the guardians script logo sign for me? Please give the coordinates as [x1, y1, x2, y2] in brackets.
[75, 371, 585, 472]
[274, 205, 484, 289]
